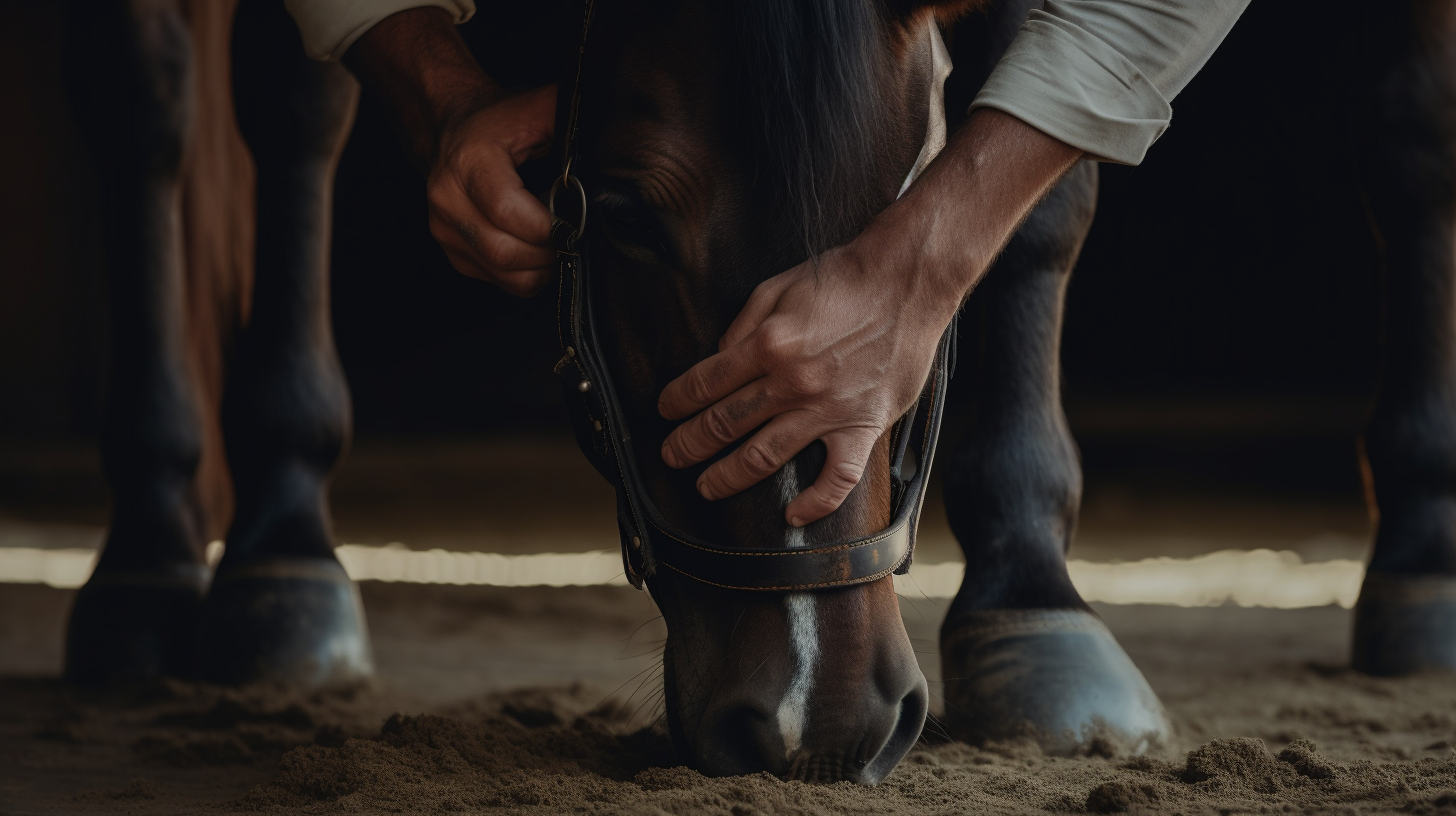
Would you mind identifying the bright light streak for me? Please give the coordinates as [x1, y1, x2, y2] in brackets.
[0, 543, 1365, 608]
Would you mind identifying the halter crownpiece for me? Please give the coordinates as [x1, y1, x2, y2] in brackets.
[549, 0, 956, 592]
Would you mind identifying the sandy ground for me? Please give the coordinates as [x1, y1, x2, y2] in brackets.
[5, 580, 1456, 815]
[9, 432, 1448, 815]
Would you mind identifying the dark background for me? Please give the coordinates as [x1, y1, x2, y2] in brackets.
[0, 0, 1382, 499]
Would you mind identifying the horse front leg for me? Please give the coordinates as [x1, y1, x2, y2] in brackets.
[194, 0, 370, 688]
[1351, 0, 1456, 676]
[61, 0, 211, 685]
[937, 162, 1171, 755]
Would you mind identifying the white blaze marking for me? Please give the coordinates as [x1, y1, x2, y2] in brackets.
[774, 461, 819, 757]
[777, 593, 819, 756]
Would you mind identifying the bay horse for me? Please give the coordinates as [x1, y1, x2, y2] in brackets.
[56, 0, 1456, 787]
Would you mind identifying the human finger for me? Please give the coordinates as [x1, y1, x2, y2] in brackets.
[694, 413, 816, 502]
[658, 342, 765, 420]
[784, 426, 879, 526]
[432, 219, 554, 295]
[466, 172, 554, 248]
[429, 194, 554, 272]
[661, 379, 778, 468]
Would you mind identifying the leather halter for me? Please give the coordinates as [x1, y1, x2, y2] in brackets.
[549, 0, 956, 592]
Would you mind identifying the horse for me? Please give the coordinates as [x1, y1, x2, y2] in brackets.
[55, 0, 1456, 788]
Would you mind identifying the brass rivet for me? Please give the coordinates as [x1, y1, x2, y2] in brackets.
[632, 536, 642, 549]
[592, 420, 603, 432]
[578, 380, 591, 393]
[566, 346, 576, 357]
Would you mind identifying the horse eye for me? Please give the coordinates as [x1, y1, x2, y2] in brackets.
[593, 188, 673, 261]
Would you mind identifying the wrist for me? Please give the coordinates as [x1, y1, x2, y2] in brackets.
[843, 185, 980, 329]
[845, 108, 1083, 325]
[345, 8, 502, 169]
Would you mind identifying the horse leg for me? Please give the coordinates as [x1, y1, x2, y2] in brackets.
[194, 0, 369, 688]
[61, 0, 211, 685]
[1350, 0, 1456, 676]
[937, 162, 1171, 755]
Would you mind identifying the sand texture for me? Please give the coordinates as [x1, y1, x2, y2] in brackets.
[5, 583, 1456, 815]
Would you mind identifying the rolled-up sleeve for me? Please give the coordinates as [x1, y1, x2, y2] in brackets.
[970, 0, 1248, 165]
[285, 0, 476, 61]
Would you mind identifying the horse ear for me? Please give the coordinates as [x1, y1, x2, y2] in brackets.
[888, 0, 989, 22]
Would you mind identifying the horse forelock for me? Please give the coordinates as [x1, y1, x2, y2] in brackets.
[731, 0, 905, 258]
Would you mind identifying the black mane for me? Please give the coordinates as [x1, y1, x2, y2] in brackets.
[732, 0, 901, 257]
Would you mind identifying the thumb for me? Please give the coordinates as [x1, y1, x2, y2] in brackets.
[785, 427, 879, 526]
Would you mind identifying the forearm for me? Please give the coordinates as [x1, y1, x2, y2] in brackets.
[850, 108, 1083, 321]
[343, 8, 500, 169]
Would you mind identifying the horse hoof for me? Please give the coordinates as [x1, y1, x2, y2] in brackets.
[1352, 571, 1456, 676]
[64, 565, 209, 686]
[940, 608, 1170, 756]
[197, 557, 373, 689]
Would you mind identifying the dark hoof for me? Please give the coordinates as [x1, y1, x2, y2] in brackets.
[940, 609, 1170, 756]
[197, 558, 372, 689]
[64, 565, 209, 686]
[1353, 571, 1456, 676]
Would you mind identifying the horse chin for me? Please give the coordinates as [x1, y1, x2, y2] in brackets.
[650, 575, 928, 784]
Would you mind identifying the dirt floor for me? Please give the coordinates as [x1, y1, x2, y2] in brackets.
[5, 579, 1456, 816]
[8, 431, 1452, 815]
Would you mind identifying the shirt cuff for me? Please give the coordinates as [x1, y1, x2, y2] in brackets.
[969, 10, 1172, 166]
[285, 0, 476, 61]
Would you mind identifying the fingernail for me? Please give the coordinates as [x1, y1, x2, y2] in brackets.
[788, 516, 805, 528]
[661, 441, 675, 466]
[697, 479, 715, 500]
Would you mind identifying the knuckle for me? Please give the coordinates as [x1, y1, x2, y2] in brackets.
[756, 324, 791, 360]
[781, 366, 822, 398]
[685, 368, 714, 405]
[703, 408, 735, 445]
[481, 231, 513, 267]
[427, 216, 449, 244]
[426, 172, 456, 207]
[740, 442, 779, 476]
[824, 460, 864, 494]
[482, 195, 513, 227]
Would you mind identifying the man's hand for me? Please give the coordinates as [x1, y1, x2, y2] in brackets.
[659, 109, 1084, 526]
[657, 247, 953, 527]
[428, 86, 556, 295]
[345, 8, 556, 296]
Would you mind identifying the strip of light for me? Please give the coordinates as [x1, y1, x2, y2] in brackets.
[0, 544, 1365, 608]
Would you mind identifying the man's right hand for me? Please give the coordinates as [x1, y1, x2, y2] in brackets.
[345, 8, 557, 297]
[428, 86, 557, 296]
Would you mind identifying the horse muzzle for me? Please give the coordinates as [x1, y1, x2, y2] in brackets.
[680, 588, 929, 785]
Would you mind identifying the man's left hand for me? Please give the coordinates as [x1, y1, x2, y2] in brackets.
[656, 244, 953, 527]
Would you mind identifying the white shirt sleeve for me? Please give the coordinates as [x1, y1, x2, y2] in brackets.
[970, 0, 1249, 165]
[285, 0, 476, 61]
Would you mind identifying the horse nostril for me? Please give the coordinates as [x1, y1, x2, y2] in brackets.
[696, 704, 787, 778]
[859, 677, 930, 785]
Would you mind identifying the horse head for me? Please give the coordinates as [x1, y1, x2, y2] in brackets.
[570, 0, 976, 784]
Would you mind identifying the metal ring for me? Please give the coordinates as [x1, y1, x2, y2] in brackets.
[548, 172, 588, 238]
